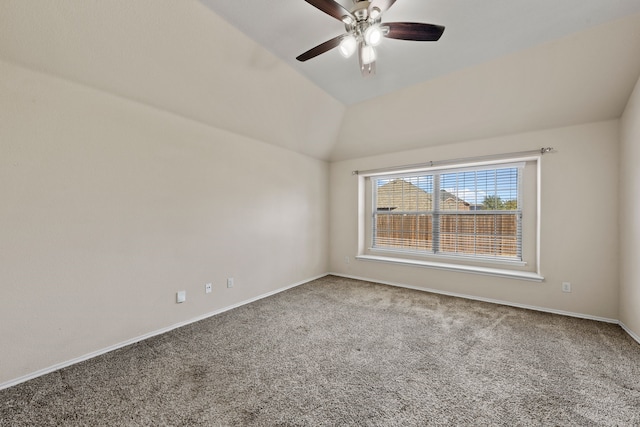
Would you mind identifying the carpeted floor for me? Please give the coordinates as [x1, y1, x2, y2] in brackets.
[1, 275, 639, 426]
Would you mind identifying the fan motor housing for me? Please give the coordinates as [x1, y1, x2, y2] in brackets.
[351, 1, 371, 21]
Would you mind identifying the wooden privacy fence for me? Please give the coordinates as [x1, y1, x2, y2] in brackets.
[374, 213, 519, 257]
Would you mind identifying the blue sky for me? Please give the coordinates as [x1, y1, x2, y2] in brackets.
[377, 167, 519, 205]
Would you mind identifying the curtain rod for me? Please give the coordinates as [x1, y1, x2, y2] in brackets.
[352, 147, 554, 176]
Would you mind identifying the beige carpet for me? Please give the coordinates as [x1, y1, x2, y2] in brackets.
[1, 275, 639, 426]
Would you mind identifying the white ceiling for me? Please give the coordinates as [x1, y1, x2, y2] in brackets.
[201, 0, 640, 105]
[1, 1, 640, 161]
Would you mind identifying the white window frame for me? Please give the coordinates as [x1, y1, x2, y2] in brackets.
[356, 156, 544, 281]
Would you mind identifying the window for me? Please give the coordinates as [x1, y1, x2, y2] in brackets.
[372, 164, 522, 261]
[357, 156, 543, 281]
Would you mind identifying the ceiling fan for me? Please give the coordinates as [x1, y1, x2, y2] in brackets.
[296, 0, 445, 77]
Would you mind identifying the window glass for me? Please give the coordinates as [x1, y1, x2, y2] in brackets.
[371, 165, 523, 262]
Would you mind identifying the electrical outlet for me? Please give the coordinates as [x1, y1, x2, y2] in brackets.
[176, 291, 186, 303]
[205, 283, 212, 294]
[562, 282, 571, 293]
[345, 256, 350, 264]
[227, 278, 234, 288]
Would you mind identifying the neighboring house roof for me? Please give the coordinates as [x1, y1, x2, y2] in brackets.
[376, 179, 470, 212]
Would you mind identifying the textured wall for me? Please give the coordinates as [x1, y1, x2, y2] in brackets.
[332, 14, 640, 161]
[0, 60, 329, 385]
[619, 74, 640, 339]
[330, 121, 620, 320]
[0, 0, 345, 161]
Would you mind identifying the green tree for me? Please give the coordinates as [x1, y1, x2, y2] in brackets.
[503, 199, 518, 210]
[482, 195, 504, 210]
[482, 196, 517, 210]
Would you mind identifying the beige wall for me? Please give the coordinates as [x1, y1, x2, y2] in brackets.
[620, 75, 640, 339]
[0, 0, 346, 161]
[1, 53, 636, 388]
[330, 121, 620, 320]
[331, 13, 640, 162]
[0, 60, 329, 385]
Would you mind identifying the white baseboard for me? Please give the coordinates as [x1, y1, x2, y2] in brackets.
[330, 272, 620, 324]
[619, 322, 640, 345]
[0, 274, 327, 392]
[3, 272, 636, 391]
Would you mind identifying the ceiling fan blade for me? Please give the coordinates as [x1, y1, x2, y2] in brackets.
[303, 0, 354, 22]
[384, 22, 445, 41]
[369, 0, 397, 14]
[296, 34, 344, 62]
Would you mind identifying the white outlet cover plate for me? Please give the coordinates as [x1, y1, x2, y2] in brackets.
[177, 291, 186, 303]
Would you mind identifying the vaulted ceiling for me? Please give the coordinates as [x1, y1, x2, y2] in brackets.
[203, 0, 640, 106]
[2, 1, 640, 161]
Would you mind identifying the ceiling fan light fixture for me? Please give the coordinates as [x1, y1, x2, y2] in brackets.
[360, 44, 376, 65]
[341, 15, 354, 25]
[338, 34, 357, 58]
[364, 25, 383, 46]
[296, 0, 445, 77]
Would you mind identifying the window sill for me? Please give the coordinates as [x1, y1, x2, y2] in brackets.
[355, 254, 544, 282]
[368, 247, 527, 267]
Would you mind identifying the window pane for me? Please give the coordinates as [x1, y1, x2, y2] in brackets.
[441, 168, 519, 211]
[439, 213, 519, 257]
[376, 176, 433, 212]
[374, 213, 433, 251]
[372, 165, 522, 261]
